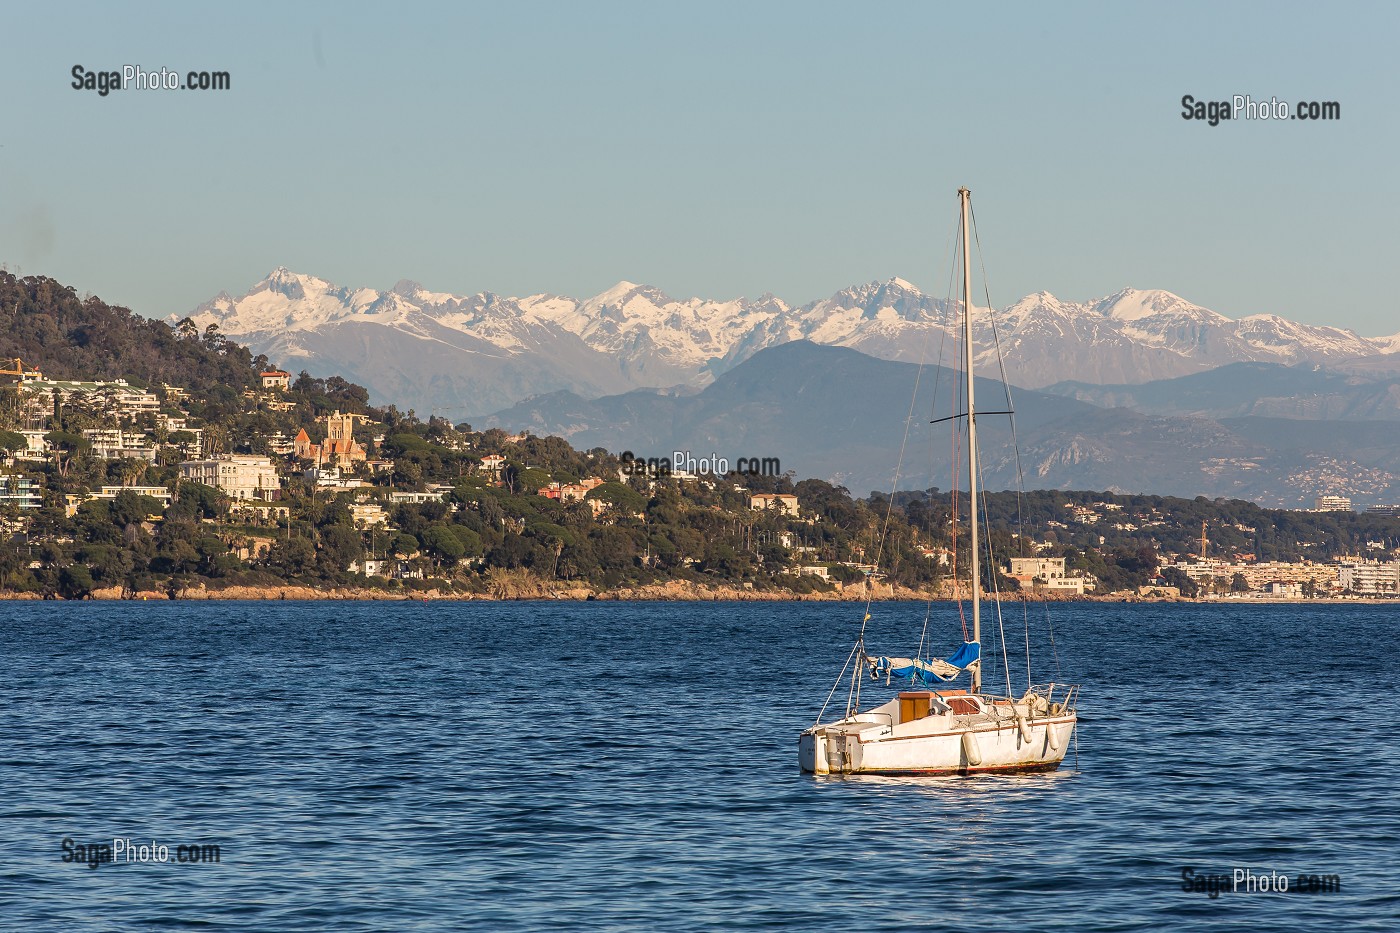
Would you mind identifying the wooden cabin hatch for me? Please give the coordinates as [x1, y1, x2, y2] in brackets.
[898, 691, 935, 723]
[945, 696, 981, 715]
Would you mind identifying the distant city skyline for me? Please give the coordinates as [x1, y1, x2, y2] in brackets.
[1, 1, 1396, 335]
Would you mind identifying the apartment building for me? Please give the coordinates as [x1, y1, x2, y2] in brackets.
[180, 454, 280, 500]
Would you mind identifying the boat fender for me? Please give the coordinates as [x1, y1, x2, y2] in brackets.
[1045, 722, 1061, 752]
[1016, 713, 1034, 744]
[961, 730, 982, 766]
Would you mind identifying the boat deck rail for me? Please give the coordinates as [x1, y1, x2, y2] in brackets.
[1027, 682, 1079, 714]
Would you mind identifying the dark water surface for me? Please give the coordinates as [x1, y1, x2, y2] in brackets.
[2, 601, 1397, 930]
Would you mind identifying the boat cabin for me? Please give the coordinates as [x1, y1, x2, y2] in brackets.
[897, 690, 984, 722]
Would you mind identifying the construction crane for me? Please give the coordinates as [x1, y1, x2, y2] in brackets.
[0, 357, 42, 381]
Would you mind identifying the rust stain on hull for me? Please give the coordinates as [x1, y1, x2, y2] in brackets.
[833, 760, 1066, 777]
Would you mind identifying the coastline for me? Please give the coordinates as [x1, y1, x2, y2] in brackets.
[1, 583, 1394, 604]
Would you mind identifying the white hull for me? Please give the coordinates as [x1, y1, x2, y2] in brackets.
[799, 694, 1075, 775]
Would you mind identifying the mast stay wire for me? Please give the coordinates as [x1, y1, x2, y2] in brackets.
[931, 217, 970, 643]
[839, 211, 961, 717]
[969, 201, 1043, 695]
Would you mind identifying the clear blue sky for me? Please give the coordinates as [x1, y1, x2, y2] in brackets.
[2, 1, 1396, 334]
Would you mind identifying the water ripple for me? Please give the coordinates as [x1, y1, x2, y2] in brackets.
[1, 601, 1395, 930]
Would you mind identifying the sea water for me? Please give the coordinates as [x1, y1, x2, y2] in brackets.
[1, 601, 1396, 930]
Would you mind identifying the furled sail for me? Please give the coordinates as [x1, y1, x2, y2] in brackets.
[869, 642, 980, 685]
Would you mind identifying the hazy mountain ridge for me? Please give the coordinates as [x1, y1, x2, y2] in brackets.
[1043, 362, 1400, 422]
[184, 270, 1400, 412]
[475, 342, 1400, 508]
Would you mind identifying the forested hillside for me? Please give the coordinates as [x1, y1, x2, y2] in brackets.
[0, 272, 263, 390]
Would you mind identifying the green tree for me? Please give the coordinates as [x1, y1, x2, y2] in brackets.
[422, 524, 466, 565]
[515, 468, 551, 494]
[44, 430, 90, 477]
[171, 482, 227, 521]
[264, 536, 316, 577]
[111, 490, 162, 527]
[319, 524, 364, 573]
[448, 525, 484, 557]
[1160, 566, 1199, 598]
[586, 482, 647, 515]
[58, 564, 95, 599]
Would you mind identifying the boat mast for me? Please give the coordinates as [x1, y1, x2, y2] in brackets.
[959, 187, 982, 694]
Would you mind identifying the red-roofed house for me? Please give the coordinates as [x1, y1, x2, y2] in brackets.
[260, 370, 291, 391]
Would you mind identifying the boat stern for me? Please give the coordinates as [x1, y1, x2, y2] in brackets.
[798, 731, 828, 774]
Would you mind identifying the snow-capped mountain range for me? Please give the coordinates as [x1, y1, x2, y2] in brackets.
[182, 269, 1400, 413]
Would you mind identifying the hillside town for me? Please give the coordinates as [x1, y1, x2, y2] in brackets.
[3, 345, 1400, 600]
[1001, 493, 1400, 598]
[0, 346, 935, 597]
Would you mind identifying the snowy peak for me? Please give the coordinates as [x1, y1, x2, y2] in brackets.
[1094, 287, 1222, 323]
[253, 266, 352, 300]
[802, 279, 943, 332]
[589, 280, 642, 304]
[1002, 290, 1074, 319]
[1375, 331, 1400, 355]
[579, 281, 681, 321]
[822, 277, 922, 307]
[256, 267, 308, 300]
[182, 270, 1400, 410]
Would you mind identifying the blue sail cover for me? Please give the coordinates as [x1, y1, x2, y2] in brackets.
[944, 641, 980, 670]
[871, 642, 980, 685]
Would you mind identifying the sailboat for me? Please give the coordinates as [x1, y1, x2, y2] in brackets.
[798, 187, 1079, 775]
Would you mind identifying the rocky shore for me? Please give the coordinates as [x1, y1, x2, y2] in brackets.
[2, 580, 1387, 603]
